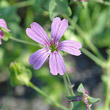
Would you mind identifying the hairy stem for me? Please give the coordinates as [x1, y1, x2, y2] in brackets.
[29, 82, 69, 110]
[65, 73, 74, 96]
[81, 48, 106, 68]
[10, 37, 41, 47]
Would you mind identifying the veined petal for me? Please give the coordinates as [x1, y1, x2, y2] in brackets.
[49, 51, 65, 75]
[0, 19, 10, 32]
[26, 22, 50, 46]
[58, 40, 82, 56]
[51, 17, 68, 44]
[29, 48, 50, 70]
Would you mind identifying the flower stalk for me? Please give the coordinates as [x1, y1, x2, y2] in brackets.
[10, 37, 41, 47]
[104, 55, 110, 110]
[29, 82, 69, 110]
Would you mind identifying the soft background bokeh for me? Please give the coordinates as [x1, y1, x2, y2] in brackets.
[0, 0, 110, 110]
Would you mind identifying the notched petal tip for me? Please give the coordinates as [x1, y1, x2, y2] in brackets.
[53, 17, 61, 21]
[51, 17, 68, 43]
[26, 28, 30, 34]
[26, 22, 50, 46]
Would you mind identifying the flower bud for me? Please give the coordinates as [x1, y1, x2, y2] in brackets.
[10, 62, 32, 86]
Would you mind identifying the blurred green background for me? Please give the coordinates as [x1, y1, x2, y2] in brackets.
[0, 0, 110, 110]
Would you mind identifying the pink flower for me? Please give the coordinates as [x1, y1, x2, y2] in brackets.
[0, 19, 10, 45]
[26, 17, 82, 75]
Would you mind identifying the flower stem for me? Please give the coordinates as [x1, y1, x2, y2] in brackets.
[63, 75, 70, 95]
[81, 48, 106, 68]
[10, 37, 41, 47]
[63, 15, 105, 61]
[65, 73, 74, 96]
[14, 0, 35, 8]
[29, 82, 69, 110]
[92, 0, 110, 6]
[64, 73, 74, 110]
[104, 55, 110, 110]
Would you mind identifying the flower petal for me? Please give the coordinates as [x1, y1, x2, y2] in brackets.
[58, 40, 82, 56]
[0, 19, 10, 32]
[49, 51, 65, 75]
[51, 17, 68, 44]
[26, 22, 50, 46]
[29, 48, 50, 70]
[0, 30, 4, 45]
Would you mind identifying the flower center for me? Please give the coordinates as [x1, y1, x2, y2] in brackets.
[50, 45, 57, 52]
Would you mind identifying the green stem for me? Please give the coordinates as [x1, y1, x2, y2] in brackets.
[63, 75, 73, 110]
[64, 73, 74, 110]
[81, 48, 106, 68]
[92, 0, 110, 6]
[63, 15, 105, 61]
[104, 56, 110, 110]
[10, 37, 41, 47]
[63, 75, 70, 95]
[65, 73, 74, 96]
[14, 0, 35, 8]
[29, 82, 69, 110]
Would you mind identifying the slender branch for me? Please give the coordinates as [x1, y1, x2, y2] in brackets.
[29, 82, 69, 110]
[10, 37, 41, 47]
[93, 0, 110, 6]
[63, 75, 70, 95]
[14, 0, 35, 8]
[104, 55, 110, 110]
[81, 48, 106, 68]
[65, 73, 74, 96]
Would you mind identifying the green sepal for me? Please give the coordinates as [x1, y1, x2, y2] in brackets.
[77, 83, 85, 95]
[73, 101, 87, 110]
[66, 83, 101, 110]
[88, 96, 101, 105]
[66, 96, 77, 100]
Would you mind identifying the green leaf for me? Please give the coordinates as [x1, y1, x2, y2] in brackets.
[88, 97, 101, 104]
[73, 101, 87, 110]
[49, 0, 72, 20]
[77, 83, 85, 95]
[33, 0, 50, 13]
[33, 0, 44, 13]
[66, 96, 77, 100]
[0, 6, 20, 22]
[91, 10, 109, 36]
